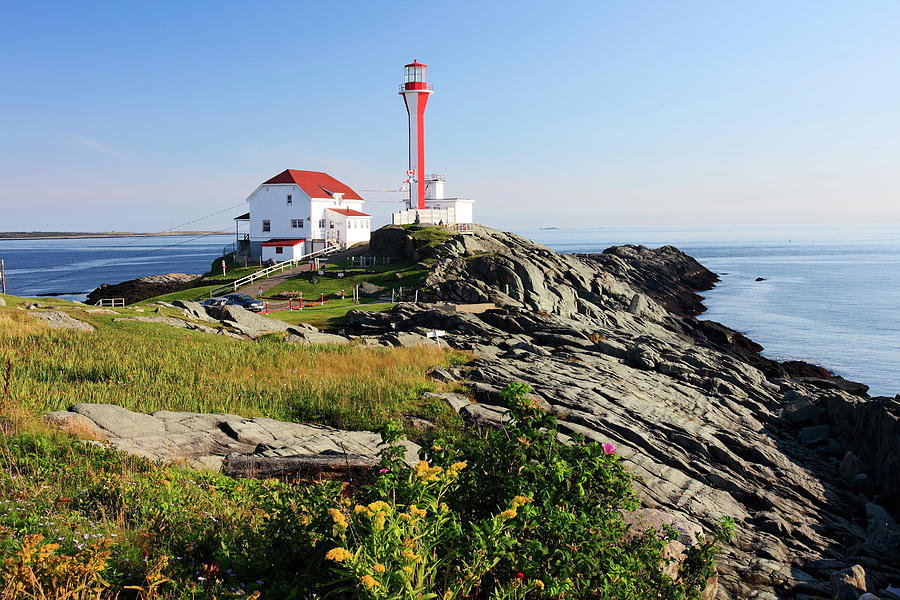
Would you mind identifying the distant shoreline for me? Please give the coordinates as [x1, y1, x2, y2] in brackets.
[0, 231, 222, 241]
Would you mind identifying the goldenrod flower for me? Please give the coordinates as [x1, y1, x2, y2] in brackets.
[367, 500, 391, 513]
[402, 549, 422, 563]
[534, 580, 545, 591]
[325, 547, 351, 562]
[408, 504, 427, 519]
[353, 504, 370, 515]
[511, 496, 530, 509]
[500, 509, 517, 520]
[373, 512, 386, 531]
[360, 575, 378, 589]
[328, 508, 348, 529]
[449, 461, 467, 473]
[373, 563, 386, 573]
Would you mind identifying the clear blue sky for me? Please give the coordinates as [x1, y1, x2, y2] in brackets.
[2, 1, 898, 232]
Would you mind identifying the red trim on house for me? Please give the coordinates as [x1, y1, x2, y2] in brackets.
[261, 170, 363, 200]
[326, 208, 370, 217]
[260, 239, 305, 247]
[416, 93, 429, 210]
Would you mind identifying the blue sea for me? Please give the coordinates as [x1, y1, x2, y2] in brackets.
[1, 226, 898, 397]
[517, 225, 900, 398]
[0, 233, 234, 300]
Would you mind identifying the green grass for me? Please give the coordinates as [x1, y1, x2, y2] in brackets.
[401, 224, 454, 249]
[203, 265, 266, 281]
[135, 284, 220, 305]
[267, 300, 396, 330]
[266, 262, 428, 299]
[0, 299, 464, 433]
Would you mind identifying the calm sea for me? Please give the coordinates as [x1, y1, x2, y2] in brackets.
[516, 225, 900, 398]
[2, 227, 897, 397]
[0, 234, 234, 301]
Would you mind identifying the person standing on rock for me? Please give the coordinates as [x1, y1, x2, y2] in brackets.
[258, 286, 263, 299]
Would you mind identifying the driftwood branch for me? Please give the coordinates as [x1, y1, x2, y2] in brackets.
[223, 452, 377, 482]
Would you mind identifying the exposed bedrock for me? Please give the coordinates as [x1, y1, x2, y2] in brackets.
[348, 224, 900, 600]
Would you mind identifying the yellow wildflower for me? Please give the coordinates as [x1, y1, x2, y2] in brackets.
[500, 509, 517, 520]
[511, 496, 531, 509]
[373, 512, 387, 531]
[360, 575, 378, 589]
[432, 443, 442, 451]
[367, 500, 391, 513]
[449, 461, 468, 473]
[328, 508, 348, 530]
[439, 502, 449, 512]
[353, 504, 370, 515]
[402, 549, 422, 563]
[534, 580, 545, 591]
[414, 460, 430, 477]
[408, 504, 427, 519]
[325, 547, 351, 562]
[404, 565, 413, 575]
[373, 563, 386, 573]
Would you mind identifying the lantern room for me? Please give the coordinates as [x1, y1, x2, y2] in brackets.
[403, 60, 430, 91]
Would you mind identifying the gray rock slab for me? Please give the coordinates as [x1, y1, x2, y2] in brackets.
[424, 391, 471, 413]
[47, 404, 420, 470]
[31, 311, 95, 332]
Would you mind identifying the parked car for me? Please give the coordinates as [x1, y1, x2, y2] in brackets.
[200, 297, 229, 308]
[223, 294, 266, 312]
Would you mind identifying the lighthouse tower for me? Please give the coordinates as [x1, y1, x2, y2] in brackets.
[399, 60, 433, 210]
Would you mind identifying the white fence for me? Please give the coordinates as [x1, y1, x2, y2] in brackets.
[208, 244, 340, 297]
[392, 207, 456, 226]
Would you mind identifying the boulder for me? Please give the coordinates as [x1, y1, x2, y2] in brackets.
[31, 311, 95, 332]
[0, 297, 6, 307]
[359, 282, 385, 297]
[829, 564, 869, 600]
[172, 299, 218, 322]
[205, 305, 292, 338]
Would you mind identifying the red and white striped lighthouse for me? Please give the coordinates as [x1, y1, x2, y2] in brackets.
[399, 60, 433, 210]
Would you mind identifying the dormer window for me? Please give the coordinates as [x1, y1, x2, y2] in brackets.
[286, 194, 292, 205]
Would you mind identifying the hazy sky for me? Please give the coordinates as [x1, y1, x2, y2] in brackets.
[2, 1, 899, 232]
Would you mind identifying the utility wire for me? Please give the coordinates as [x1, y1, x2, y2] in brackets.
[24, 228, 234, 289]
[9, 202, 246, 290]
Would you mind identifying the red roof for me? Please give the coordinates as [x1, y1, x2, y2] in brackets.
[260, 239, 305, 247]
[405, 60, 426, 68]
[262, 170, 363, 201]
[327, 208, 370, 217]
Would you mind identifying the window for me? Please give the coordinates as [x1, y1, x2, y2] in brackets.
[275, 247, 283, 254]
[318, 219, 326, 228]
[286, 194, 292, 206]
[291, 219, 303, 229]
[329, 221, 334, 229]
[262, 220, 270, 232]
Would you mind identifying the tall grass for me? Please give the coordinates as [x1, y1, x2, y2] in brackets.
[0, 306, 465, 432]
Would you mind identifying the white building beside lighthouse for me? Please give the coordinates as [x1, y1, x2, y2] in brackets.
[236, 169, 372, 261]
[393, 60, 474, 226]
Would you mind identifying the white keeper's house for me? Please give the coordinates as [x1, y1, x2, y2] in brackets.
[234, 169, 372, 262]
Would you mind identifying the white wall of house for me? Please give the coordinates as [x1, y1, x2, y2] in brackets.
[249, 184, 312, 243]
[247, 182, 370, 257]
[261, 242, 305, 263]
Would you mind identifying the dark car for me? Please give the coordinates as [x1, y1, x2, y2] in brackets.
[200, 297, 229, 308]
[223, 293, 266, 312]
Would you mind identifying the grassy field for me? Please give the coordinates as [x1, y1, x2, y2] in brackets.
[266, 260, 428, 300]
[0, 296, 465, 432]
[266, 299, 396, 330]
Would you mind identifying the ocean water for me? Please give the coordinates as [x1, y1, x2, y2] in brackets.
[2, 226, 897, 397]
[0, 234, 234, 301]
[515, 225, 900, 398]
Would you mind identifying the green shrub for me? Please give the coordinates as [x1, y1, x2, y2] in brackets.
[319, 383, 732, 599]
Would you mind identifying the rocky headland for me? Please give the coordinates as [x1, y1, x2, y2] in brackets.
[85, 272, 200, 305]
[346, 225, 899, 600]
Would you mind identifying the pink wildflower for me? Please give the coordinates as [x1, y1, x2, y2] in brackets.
[378, 468, 389, 474]
[602, 443, 616, 455]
